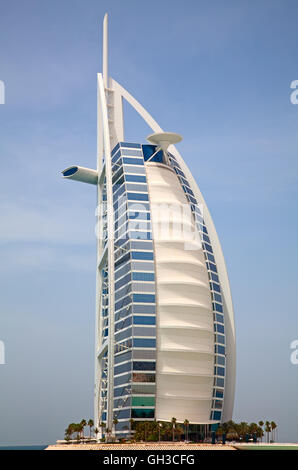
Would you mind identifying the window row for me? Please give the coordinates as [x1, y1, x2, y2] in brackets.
[115, 315, 156, 331]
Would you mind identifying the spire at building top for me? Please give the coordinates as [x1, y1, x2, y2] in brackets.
[103, 13, 108, 88]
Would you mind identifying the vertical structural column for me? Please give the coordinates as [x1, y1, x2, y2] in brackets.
[94, 71, 104, 434]
[98, 73, 115, 434]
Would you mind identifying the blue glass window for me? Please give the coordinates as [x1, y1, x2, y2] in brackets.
[215, 366, 225, 377]
[128, 231, 152, 240]
[115, 316, 132, 332]
[215, 377, 224, 388]
[115, 327, 132, 343]
[128, 212, 150, 220]
[133, 361, 156, 371]
[111, 142, 120, 156]
[114, 351, 132, 365]
[114, 373, 131, 387]
[130, 241, 153, 251]
[216, 355, 225, 366]
[126, 174, 147, 183]
[208, 262, 217, 273]
[115, 409, 131, 420]
[204, 243, 213, 253]
[132, 272, 155, 282]
[115, 284, 131, 302]
[120, 142, 141, 149]
[142, 144, 161, 162]
[121, 149, 143, 157]
[207, 253, 215, 263]
[132, 305, 156, 314]
[213, 303, 223, 313]
[127, 192, 149, 201]
[115, 295, 132, 312]
[114, 361, 132, 376]
[127, 202, 149, 211]
[210, 282, 221, 293]
[115, 273, 131, 291]
[131, 409, 154, 419]
[213, 293, 222, 303]
[112, 149, 121, 164]
[211, 272, 219, 282]
[133, 316, 156, 325]
[126, 183, 148, 192]
[131, 252, 154, 260]
[216, 334, 225, 345]
[133, 294, 155, 303]
[215, 345, 225, 355]
[114, 397, 132, 408]
[133, 338, 156, 348]
[114, 385, 131, 397]
[212, 411, 222, 421]
[123, 157, 143, 165]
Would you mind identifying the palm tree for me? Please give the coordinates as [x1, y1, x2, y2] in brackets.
[248, 422, 258, 442]
[64, 428, 71, 441]
[157, 421, 162, 443]
[105, 428, 111, 442]
[144, 421, 148, 441]
[216, 425, 223, 440]
[65, 423, 76, 440]
[184, 419, 189, 442]
[75, 423, 83, 441]
[265, 421, 271, 443]
[94, 427, 99, 440]
[271, 421, 277, 442]
[113, 417, 119, 437]
[99, 421, 106, 440]
[258, 421, 264, 442]
[129, 418, 134, 440]
[80, 419, 87, 439]
[88, 419, 94, 438]
[171, 417, 177, 442]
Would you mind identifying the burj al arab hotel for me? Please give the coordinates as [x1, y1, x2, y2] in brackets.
[62, 14, 236, 438]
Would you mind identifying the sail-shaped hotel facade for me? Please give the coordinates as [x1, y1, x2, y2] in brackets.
[62, 14, 236, 438]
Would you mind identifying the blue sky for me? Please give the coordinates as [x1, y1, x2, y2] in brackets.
[0, 0, 298, 445]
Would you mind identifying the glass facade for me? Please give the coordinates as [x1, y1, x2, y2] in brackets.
[100, 142, 157, 434]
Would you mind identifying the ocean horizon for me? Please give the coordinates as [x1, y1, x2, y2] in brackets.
[0, 446, 47, 450]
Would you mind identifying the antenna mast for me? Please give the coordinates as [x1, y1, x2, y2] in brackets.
[103, 13, 108, 88]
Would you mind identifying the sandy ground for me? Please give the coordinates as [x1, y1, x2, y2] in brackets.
[45, 442, 236, 450]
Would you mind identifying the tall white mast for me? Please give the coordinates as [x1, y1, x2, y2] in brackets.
[103, 13, 108, 88]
